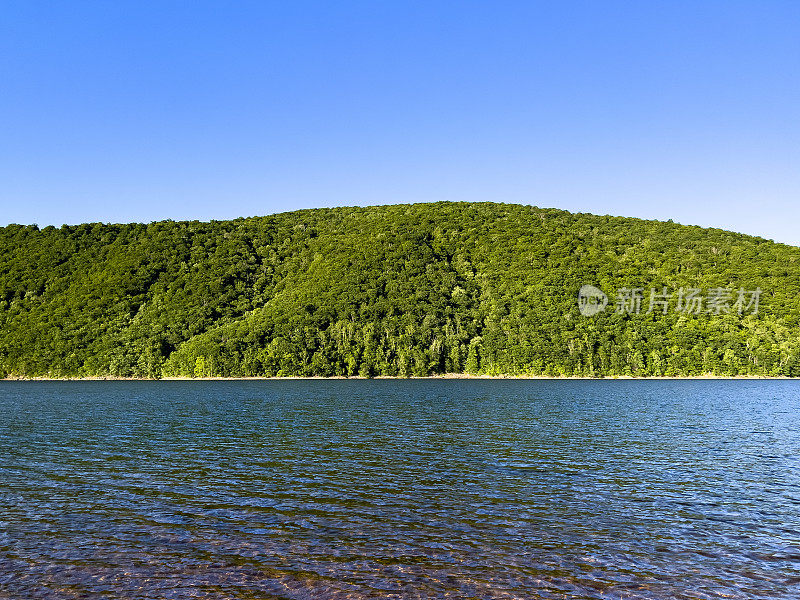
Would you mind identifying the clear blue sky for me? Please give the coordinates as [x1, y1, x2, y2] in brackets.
[1, 1, 798, 244]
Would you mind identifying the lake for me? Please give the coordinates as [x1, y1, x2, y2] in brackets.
[1, 380, 798, 599]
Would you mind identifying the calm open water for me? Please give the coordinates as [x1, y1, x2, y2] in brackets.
[0, 380, 799, 599]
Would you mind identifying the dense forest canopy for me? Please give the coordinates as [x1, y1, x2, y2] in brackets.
[1, 202, 798, 378]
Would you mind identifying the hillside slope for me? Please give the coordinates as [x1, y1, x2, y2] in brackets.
[1, 202, 798, 378]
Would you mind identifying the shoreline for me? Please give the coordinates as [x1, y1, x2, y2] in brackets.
[2, 374, 798, 381]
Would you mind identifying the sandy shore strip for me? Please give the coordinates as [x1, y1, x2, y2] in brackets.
[2, 374, 798, 381]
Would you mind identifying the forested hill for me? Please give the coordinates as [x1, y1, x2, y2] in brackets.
[1, 202, 799, 378]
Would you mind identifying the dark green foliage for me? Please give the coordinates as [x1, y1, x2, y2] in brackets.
[1, 202, 798, 378]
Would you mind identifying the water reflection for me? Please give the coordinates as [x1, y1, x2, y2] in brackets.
[1, 380, 799, 598]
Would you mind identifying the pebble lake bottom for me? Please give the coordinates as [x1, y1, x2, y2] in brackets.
[1, 379, 798, 599]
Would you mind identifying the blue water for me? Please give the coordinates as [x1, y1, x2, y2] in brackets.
[0, 380, 799, 599]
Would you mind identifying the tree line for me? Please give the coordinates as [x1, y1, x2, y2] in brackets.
[1, 202, 798, 378]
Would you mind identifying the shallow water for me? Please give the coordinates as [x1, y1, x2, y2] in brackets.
[1, 379, 799, 599]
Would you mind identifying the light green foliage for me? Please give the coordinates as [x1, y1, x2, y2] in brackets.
[0, 202, 798, 378]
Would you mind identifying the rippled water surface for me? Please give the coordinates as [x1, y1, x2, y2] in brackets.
[1, 380, 799, 599]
